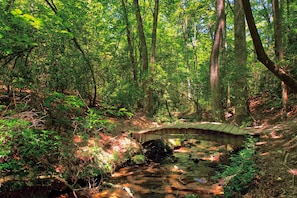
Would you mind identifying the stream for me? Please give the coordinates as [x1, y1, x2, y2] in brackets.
[0, 140, 230, 198]
[94, 139, 230, 198]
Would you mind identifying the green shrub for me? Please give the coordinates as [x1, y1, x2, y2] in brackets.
[44, 91, 85, 128]
[83, 108, 116, 133]
[214, 137, 258, 197]
[132, 154, 146, 165]
[105, 106, 134, 118]
[0, 119, 62, 184]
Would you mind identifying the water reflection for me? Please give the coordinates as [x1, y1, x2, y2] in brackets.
[94, 140, 229, 198]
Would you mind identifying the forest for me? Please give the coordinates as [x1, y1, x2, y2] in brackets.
[1, 0, 297, 197]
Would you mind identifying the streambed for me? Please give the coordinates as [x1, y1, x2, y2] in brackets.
[94, 140, 230, 198]
[0, 140, 231, 198]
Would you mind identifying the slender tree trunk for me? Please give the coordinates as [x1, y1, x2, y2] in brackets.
[121, 0, 137, 82]
[286, 0, 290, 29]
[133, 0, 149, 111]
[272, 0, 283, 60]
[210, 0, 225, 121]
[193, 22, 198, 81]
[241, 0, 297, 92]
[133, 0, 149, 73]
[234, 0, 248, 124]
[147, 0, 159, 116]
[272, 0, 287, 118]
[183, 15, 191, 103]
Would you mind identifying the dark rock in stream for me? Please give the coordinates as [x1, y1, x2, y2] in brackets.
[143, 139, 173, 162]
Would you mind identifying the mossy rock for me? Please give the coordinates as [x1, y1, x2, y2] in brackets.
[132, 154, 146, 165]
[167, 138, 182, 149]
[143, 140, 173, 162]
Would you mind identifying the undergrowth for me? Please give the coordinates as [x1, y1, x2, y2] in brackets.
[214, 136, 258, 197]
[0, 118, 62, 191]
[0, 91, 135, 192]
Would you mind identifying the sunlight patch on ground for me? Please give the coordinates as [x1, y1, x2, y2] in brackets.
[111, 167, 134, 178]
[260, 152, 270, 156]
[174, 147, 191, 153]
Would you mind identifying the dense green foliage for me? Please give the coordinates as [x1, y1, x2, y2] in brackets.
[0, 119, 60, 175]
[1, 0, 295, 118]
[215, 137, 258, 197]
[1, 0, 297, 195]
[0, 92, 135, 192]
[0, 118, 61, 191]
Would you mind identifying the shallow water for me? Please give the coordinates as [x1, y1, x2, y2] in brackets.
[94, 140, 228, 198]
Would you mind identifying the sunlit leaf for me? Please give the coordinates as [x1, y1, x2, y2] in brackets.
[22, 13, 34, 21]
[30, 42, 38, 47]
[11, 8, 23, 15]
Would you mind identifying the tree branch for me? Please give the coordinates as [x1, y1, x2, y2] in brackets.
[44, 0, 97, 105]
[241, 0, 297, 92]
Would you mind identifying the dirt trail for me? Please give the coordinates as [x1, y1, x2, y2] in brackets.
[246, 118, 297, 198]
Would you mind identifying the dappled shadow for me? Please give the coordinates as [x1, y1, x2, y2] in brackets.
[92, 140, 228, 198]
[248, 119, 297, 197]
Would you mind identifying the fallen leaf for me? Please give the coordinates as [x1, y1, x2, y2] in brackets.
[211, 183, 224, 195]
[256, 141, 267, 146]
[270, 131, 283, 139]
[73, 135, 82, 143]
[287, 169, 297, 176]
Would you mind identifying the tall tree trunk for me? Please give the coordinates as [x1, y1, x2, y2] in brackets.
[121, 0, 137, 82]
[241, 0, 297, 92]
[183, 15, 191, 103]
[193, 22, 198, 81]
[234, 0, 248, 124]
[133, 0, 149, 111]
[133, 0, 148, 72]
[210, 0, 225, 121]
[272, 0, 287, 118]
[147, 0, 159, 116]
